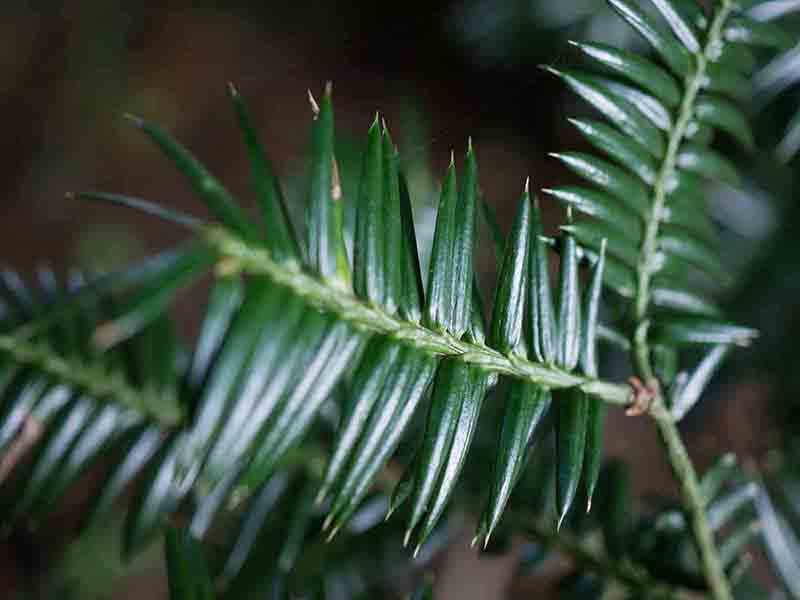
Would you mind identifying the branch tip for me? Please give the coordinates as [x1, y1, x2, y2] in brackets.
[625, 377, 658, 417]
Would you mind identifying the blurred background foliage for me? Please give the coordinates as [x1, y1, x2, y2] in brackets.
[1, 0, 799, 597]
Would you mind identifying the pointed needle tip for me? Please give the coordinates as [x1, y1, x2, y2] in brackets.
[307, 90, 320, 116]
[123, 113, 144, 127]
[325, 526, 339, 543]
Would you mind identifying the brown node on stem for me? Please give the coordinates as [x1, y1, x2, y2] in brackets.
[625, 376, 659, 416]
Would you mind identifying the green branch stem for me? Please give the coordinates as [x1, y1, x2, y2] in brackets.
[205, 227, 633, 407]
[632, 2, 736, 599]
[654, 404, 731, 599]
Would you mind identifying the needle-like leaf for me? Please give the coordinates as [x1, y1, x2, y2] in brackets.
[489, 190, 531, 354]
[406, 359, 470, 540]
[653, 318, 758, 346]
[549, 151, 650, 217]
[699, 453, 738, 503]
[568, 118, 658, 185]
[424, 146, 477, 337]
[555, 387, 589, 528]
[557, 222, 581, 371]
[306, 85, 348, 283]
[354, 117, 386, 307]
[649, 0, 701, 53]
[570, 41, 681, 106]
[415, 366, 488, 550]
[481, 381, 550, 542]
[545, 67, 665, 158]
[606, 0, 692, 76]
[228, 84, 300, 262]
[126, 115, 258, 241]
[671, 344, 731, 421]
[529, 198, 558, 364]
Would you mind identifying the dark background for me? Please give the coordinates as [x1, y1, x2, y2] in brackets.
[0, 1, 798, 597]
